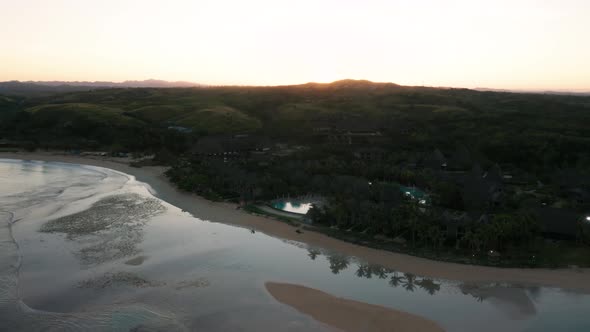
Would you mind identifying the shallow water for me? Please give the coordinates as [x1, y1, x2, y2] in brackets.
[1, 158, 590, 332]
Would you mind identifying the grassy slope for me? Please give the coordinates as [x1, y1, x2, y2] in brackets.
[0, 96, 19, 112]
[7, 80, 590, 146]
[25, 103, 142, 127]
[24, 89, 263, 134]
[129, 105, 188, 123]
[174, 106, 261, 133]
[129, 104, 262, 133]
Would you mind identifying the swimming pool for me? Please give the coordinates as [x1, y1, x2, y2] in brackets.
[271, 196, 325, 215]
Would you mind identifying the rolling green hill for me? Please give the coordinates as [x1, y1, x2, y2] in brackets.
[0, 96, 19, 112]
[174, 106, 262, 134]
[1, 80, 588, 171]
[129, 105, 188, 123]
[25, 103, 142, 127]
[128, 104, 262, 133]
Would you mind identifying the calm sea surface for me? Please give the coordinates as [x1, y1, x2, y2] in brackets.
[1, 159, 589, 332]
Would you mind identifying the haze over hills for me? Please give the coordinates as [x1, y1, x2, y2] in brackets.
[0, 79, 205, 96]
[475, 87, 590, 96]
[0, 79, 409, 97]
[10, 79, 203, 88]
[1, 78, 587, 97]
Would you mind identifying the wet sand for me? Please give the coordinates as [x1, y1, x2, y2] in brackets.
[266, 282, 445, 332]
[2, 151, 589, 292]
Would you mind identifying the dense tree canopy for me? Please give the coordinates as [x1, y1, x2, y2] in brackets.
[2, 80, 589, 267]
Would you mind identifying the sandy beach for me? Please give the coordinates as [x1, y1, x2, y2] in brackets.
[1, 151, 589, 292]
[266, 282, 445, 332]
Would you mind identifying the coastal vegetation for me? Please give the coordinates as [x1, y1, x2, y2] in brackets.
[1, 80, 590, 267]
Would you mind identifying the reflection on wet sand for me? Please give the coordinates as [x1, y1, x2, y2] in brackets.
[125, 255, 149, 266]
[41, 194, 165, 265]
[175, 278, 211, 290]
[1, 205, 183, 331]
[78, 272, 166, 289]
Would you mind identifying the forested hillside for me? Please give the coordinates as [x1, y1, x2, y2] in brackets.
[2, 80, 590, 267]
[2, 80, 589, 172]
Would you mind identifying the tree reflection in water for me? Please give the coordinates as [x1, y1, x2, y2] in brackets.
[458, 283, 537, 318]
[415, 277, 441, 295]
[307, 248, 321, 261]
[327, 254, 350, 274]
[389, 271, 404, 288]
[402, 273, 417, 292]
[305, 246, 537, 315]
[355, 264, 389, 279]
[307, 247, 443, 295]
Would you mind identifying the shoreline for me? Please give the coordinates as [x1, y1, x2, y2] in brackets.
[266, 282, 444, 332]
[2, 151, 590, 292]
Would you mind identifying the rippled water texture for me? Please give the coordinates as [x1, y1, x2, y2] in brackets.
[1, 159, 590, 332]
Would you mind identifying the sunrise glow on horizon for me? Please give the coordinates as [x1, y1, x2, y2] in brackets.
[1, 0, 589, 91]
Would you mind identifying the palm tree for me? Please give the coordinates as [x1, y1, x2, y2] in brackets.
[518, 213, 540, 248]
[328, 254, 350, 274]
[577, 219, 590, 245]
[369, 264, 388, 279]
[399, 203, 420, 247]
[389, 271, 404, 288]
[307, 248, 321, 260]
[355, 264, 371, 278]
[416, 278, 441, 295]
[435, 228, 447, 249]
[402, 273, 417, 292]
[426, 225, 445, 249]
[463, 229, 481, 253]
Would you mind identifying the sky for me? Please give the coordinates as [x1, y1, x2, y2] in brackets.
[1, 0, 589, 90]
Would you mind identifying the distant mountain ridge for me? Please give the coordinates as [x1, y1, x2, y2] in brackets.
[1, 79, 588, 97]
[475, 87, 590, 96]
[301, 79, 401, 89]
[9, 79, 204, 88]
[0, 79, 407, 97]
[0, 79, 206, 96]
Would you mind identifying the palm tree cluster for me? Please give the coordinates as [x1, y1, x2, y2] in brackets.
[308, 249, 443, 295]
